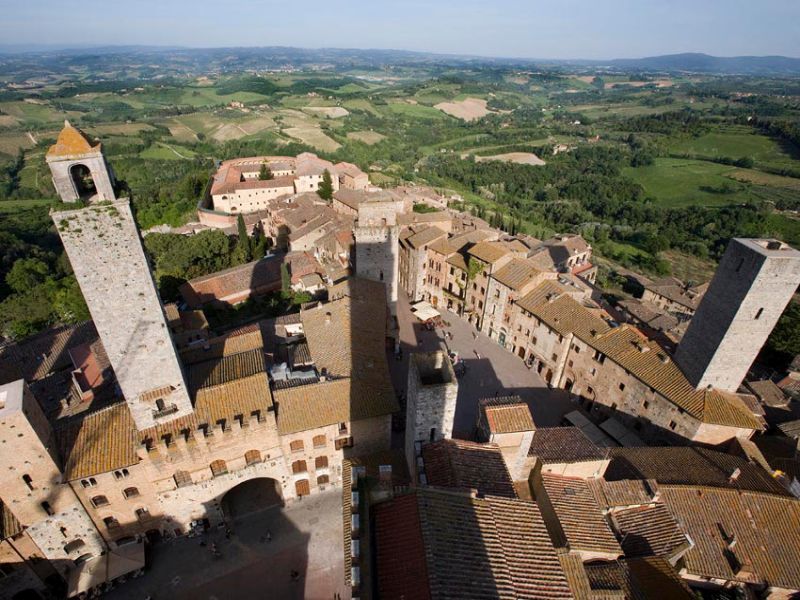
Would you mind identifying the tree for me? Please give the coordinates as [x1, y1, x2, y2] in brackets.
[233, 214, 252, 265]
[317, 169, 334, 201]
[6, 258, 49, 293]
[258, 162, 273, 181]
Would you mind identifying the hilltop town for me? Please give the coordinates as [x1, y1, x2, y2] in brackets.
[1, 116, 800, 600]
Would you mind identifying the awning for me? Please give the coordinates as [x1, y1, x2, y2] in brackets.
[67, 542, 145, 598]
[410, 301, 441, 322]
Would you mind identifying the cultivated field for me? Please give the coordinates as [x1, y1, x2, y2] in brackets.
[475, 152, 546, 166]
[346, 130, 386, 145]
[434, 97, 493, 121]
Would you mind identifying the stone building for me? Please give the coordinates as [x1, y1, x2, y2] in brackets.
[354, 196, 404, 315]
[46, 121, 116, 203]
[640, 277, 708, 320]
[404, 351, 458, 482]
[675, 238, 800, 393]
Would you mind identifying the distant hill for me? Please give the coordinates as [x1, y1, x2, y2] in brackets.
[601, 53, 800, 75]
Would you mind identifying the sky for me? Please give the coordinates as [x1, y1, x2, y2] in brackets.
[1, 0, 799, 59]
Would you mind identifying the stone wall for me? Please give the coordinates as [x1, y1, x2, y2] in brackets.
[47, 151, 116, 203]
[355, 225, 399, 313]
[52, 201, 193, 430]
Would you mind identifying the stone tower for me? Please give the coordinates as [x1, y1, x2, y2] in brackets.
[405, 351, 458, 482]
[675, 238, 800, 392]
[354, 197, 403, 314]
[49, 124, 192, 430]
[46, 121, 117, 203]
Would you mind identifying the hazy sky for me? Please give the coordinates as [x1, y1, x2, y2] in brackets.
[1, 0, 799, 59]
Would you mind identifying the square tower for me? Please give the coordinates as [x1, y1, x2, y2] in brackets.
[405, 351, 458, 482]
[52, 200, 193, 429]
[354, 198, 403, 315]
[675, 238, 800, 392]
[46, 121, 117, 203]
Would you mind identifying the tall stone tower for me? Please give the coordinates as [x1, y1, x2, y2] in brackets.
[354, 197, 403, 314]
[46, 121, 117, 203]
[675, 238, 800, 392]
[405, 351, 458, 483]
[49, 123, 193, 430]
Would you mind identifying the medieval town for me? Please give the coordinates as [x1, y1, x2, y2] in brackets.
[2, 120, 800, 600]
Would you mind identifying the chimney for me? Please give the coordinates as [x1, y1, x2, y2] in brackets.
[729, 467, 742, 483]
[325, 311, 331, 325]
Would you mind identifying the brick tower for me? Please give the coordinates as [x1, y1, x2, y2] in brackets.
[46, 120, 117, 203]
[49, 123, 193, 430]
[675, 238, 800, 392]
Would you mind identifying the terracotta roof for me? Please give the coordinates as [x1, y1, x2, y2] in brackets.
[480, 396, 535, 433]
[406, 226, 447, 249]
[57, 403, 139, 480]
[746, 379, 789, 408]
[180, 256, 283, 307]
[47, 121, 100, 158]
[539, 474, 623, 556]
[445, 252, 469, 272]
[468, 240, 512, 265]
[421, 439, 517, 498]
[180, 330, 264, 365]
[644, 277, 707, 311]
[515, 280, 575, 314]
[491, 258, 543, 291]
[584, 557, 694, 600]
[0, 500, 22, 539]
[661, 485, 800, 589]
[610, 503, 690, 559]
[187, 348, 266, 392]
[586, 478, 659, 510]
[605, 446, 788, 496]
[375, 489, 573, 599]
[528, 427, 606, 463]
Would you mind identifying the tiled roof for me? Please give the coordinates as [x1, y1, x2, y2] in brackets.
[180, 256, 283, 307]
[375, 489, 572, 600]
[528, 427, 606, 463]
[644, 277, 707, 310]
[660, 485, 800, 589]
[515, 280, 574, 314]
[491, 258, 543, 291]
[584, 557, 694, 600]
[0, 500, 22, 539]
[605, 446, 788, 496]
[468, 240, 511, 265]
[480, 396, 535, 433]
[527, 294, 761, 430]
[274, 378, 396, 434]
[586, 478, 659, 510]
[445, 252, 469, 272]
[421, 439, 517, 498]
[610, 503, 690, 559]
[0, 321, 98, 382]
[187, 348, 266, 392]
[57, 403, 139, 480]
[407, 226, 447, 249]
[47, 121, 99, 157]
[180, 330, 264, 365]
[539, 474, 623, 557]
[746, 379, 789, 408]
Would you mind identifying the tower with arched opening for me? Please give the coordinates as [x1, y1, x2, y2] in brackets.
[46, 120, 117, 203]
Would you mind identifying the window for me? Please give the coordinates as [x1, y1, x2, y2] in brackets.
[755, 308, 764, 320]
[593, 350, 606, 364]
[618, 383, 626, 392]
[295, 479, 310, 497]
[210, 460, 228, 477]
[315, 456, 328, 470]
[245, 450, 262, 466]
[174, 471, 192, 488]
[587, 386, 594, 396]
[610, 403, 617, 412]
[642, 400, 650, 410]
[123, 487, 139, 499]
[135, 507, 149, 520]
[91, 495, 109, 508]
[22, 474, 33, 490]
[113, 469, 130, 480]
[41, 501, 54, 516]
[81, 478, 97, 488]
[532, 336, 538, 346]
[290, 440, 304, 453]
[568, 360, 574, 367]
[317, 475, 330, 486]
[339, 422, 348, 434]
[669, 421, 677, 431]
[335, 436, 354, 450]
[312, 435, 326, 448]
[292, 460, 307, 474]
[551, 353, 558, 362]
[103, 517, 120, 530]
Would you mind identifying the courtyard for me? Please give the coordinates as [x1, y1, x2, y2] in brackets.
[106, 489, 349, 600]
[391, 293, 576, 438]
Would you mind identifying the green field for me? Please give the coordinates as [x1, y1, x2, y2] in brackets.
[139, 142, 197, 160]
[0, 199, 53, 212]
[624, 158, 773, 208]
[669, 126, 799, 170]
[384, 102, 449, 120]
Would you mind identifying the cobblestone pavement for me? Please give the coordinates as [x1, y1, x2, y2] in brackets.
[390, 294, 576, 439]
[106, 489, 348, 600]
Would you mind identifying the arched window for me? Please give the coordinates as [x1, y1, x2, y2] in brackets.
[289, 440, 304, 453]
[312, 435, 326, 448]
[315, 456, 328, 470]
[291, 460, 307, 474]
[91, 495, 109, 508]
[123, 487, 139, 499]
[245, 450, 262, 466]
[135, 507, 149, 520]
[174, 471, 191, 488]
[317, 475, 330, 486]
[210, 460, 228, 477]
[103, 517, 120, 530]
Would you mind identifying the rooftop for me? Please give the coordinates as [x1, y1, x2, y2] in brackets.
[528, 427, 606, 463]
[46, 121, 100, 158]
[468, 240, 512, 265]
[421, 439, 517, 498]
[491, 258, 543, 291]
[480, 395, 535, 434]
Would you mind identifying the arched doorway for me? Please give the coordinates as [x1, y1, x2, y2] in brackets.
[220, 478, 283, 519]
[69, 163, 96, 200]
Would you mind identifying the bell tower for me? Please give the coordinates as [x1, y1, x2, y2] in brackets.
[46, 120, 116, 203]
[49, 123, 193, 430]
